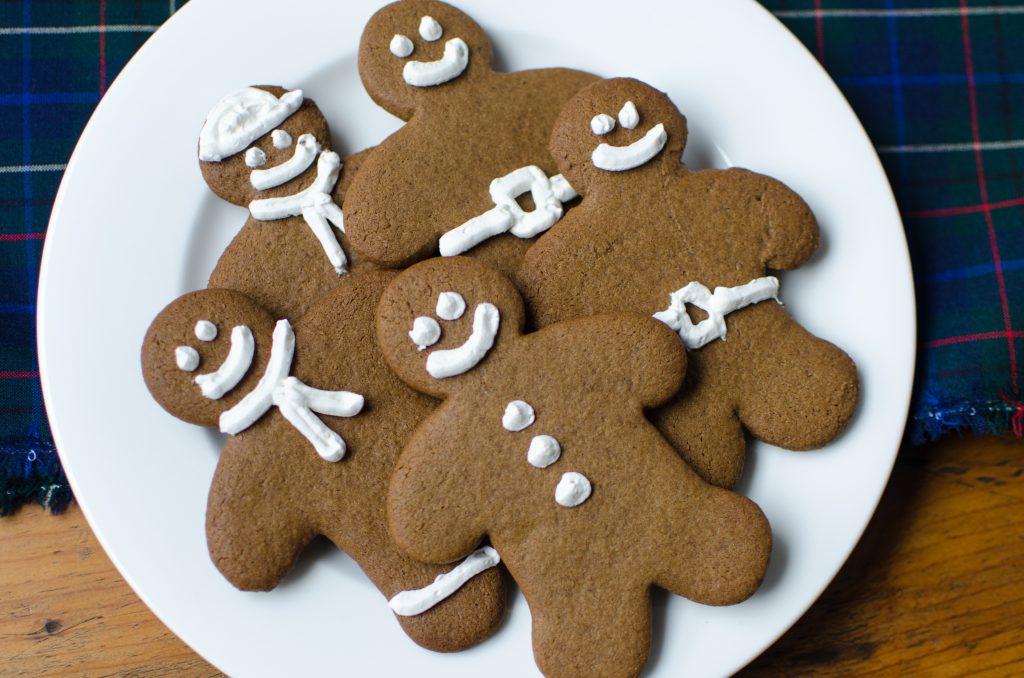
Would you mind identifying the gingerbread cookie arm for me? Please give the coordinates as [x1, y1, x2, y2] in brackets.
[733, 303, 859, 450]
[206, 436, 316, 591]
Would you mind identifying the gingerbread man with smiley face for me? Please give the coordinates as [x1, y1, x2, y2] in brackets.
[517, 78, 859, 489]
[343, 0, 598, 278]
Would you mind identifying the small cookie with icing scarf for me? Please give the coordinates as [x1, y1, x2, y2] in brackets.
[141, 272, 504, 652]
[344, 0, 598, 278]
[198, 85, 376, 320]
[517, 77, 859, 488]
[377, 257, 771, 677]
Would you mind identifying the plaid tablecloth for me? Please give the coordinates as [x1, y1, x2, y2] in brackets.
[2, 0, 1021, 514]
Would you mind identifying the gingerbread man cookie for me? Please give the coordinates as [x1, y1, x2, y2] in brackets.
[517, 78, 859, 489]
[141, 272, 503, 651]
[198, 85, 376, 320]
[344, 0, 598, 278]
[377, 257, 771, 677]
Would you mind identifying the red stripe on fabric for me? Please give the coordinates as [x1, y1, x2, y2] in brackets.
[904, 195, 1024, 218]
[924, 330, 1024, 349]
[999, 392, 1024, 437]
[960, 0, 1018, 392]
[0, 371, 39, 379]
[0, 232, 44, 241]
[814, 0, 826, 63]
[99, 0, 107, 95]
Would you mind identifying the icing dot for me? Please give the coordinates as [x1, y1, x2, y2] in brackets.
[591, 113, 615, 136]
[271, 129, 292, 149]
[194, 320, 218, 342]
[555, 472, 592, 507]
[618, 101, 640, 130]
[390, 34, 414, 58]
[244, 147, 267, 168]
[502, 400, 535, 432]
[409, 316, 441, 351]
[175, 346, 200, 372]
[436, 291, 466, 320]
[527, 435, 560, 468]
[419, 16, 443, 41]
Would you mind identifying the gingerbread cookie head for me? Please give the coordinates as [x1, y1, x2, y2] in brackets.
[141, 289, 276, 427]
[376, 256, 526, 399]
[549, 77, 688, 196]
[359, 0, 494, 120]
[197, 85, 333, 207]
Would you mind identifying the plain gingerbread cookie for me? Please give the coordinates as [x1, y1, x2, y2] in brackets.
[198, 85, 376, 320]
[344, 0, 598, 278]
[141, 273, 503, 652]
[377, 257, 771, 677]
[517, 78, 859, 488]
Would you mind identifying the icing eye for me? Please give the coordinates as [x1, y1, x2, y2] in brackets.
[175, 346, 200, 372]
[419, 16, 443, 41]
[244, 147, 267, 168]
[618, 101, 639, 130]
[591, 113, 615, 136]
[409, 316, 441, 351]
[436, 291, 466, 320]
[195, 320, 218, 341]
[390, 34, 414, 58]
[271, 129, 292, 149]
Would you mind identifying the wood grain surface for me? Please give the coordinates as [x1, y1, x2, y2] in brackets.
[1, 434, 1021, 677]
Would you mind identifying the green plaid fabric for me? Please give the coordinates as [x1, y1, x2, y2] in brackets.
[1, 1, 1021, 513]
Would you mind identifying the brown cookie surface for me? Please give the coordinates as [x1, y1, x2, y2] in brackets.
[517, 78, 859, 488]
[141, 272, 504, 652]
[379, 257, 771, 676]
[199, 86, 372, 320]
[344, 0, 598, 278]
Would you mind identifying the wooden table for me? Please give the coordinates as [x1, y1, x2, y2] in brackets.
[2, 435, 1022, 676]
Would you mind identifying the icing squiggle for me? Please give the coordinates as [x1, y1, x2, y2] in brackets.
[388, 547, 501, 616]
[199, 88, 303, 162]
[218, 319, 364, 462]
[653, 276, 780, 350]
[592, 123, 667, 172]
[403, 38, 469, 87]
[193, 326, 254, 399]
[438, 167, 577, 257]
[425, 303, 499, 378]
[250, 133, 320, 191]
[249, 151, 348, 274]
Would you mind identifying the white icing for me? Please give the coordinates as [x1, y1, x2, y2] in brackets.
[419, 16, 443, 42]
[271, 129, 292, 149]
[502, 400, 535, 432]
[425, 303, 499, 379]
[409, 316, 441, 351]
[218, 319, 364, 462]
[248, 151, 348, 274]
[591, 113, 615, 136]
[436, 292, 466, 320]
[403, 38, 469, 87]
[244, 147, 267, 168]
[527, 435, 560, 468]
[193, 325, 254, 399]
[653, 276, 780, 350]
[390, 34, 414, 58]
[249, 133, 320, 191]
[618, 101, 639, 130]
[439, 167, 577, 256]
[199, 87, 303, 162]
[555, 472, 592, 507]
[194, 320, 218, 342]
[592, 123, 667, 172]
[175, 346, 199, 372]
[388, 547, 500, 616]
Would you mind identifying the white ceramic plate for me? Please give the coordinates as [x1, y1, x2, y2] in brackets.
[37, 0, 915, 676]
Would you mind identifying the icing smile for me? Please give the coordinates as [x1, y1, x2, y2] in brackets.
[591, 123, 668, 172]
[403, 38, 469, 87]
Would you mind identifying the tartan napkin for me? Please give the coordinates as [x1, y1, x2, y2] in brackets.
[1, 1, 1021, 515]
